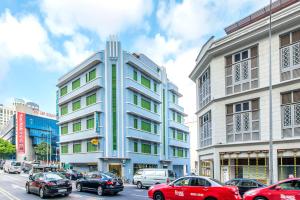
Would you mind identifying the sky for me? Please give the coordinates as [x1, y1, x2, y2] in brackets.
[0, 0, 270, 123]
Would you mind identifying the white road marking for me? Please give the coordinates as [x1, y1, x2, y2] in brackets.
[131, 194, 148, 198]
[11, 184, 25, 191]
[0, 186, 21, 200]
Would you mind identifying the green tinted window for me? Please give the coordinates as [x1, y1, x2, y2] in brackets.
[154, 144, 158, 155]
[133, 70, 138, 81]
[177, 149, 184, 157]
[72, 78, 80, 90]
[172, 94, 176, 103]
[61, 105, 68, 116]
[60, 86, 68, 97]
[172, 112, 176, 121]
[86, 69, 96, 82]
[87, 142, 98, 152]
[154, 124, 158, 134]
[173, 148, 176, 156]
[177, 131, 183, 141]
[184, 134, 188, 142]
[134, 142, 138, 152]
[134, 118, 138, 129]
[141, 75, 151, 89]
[112, 64, 117, 151]
[177, 114, 182, 123]
[154, 104, 158, 113]
[87, 118, 94, 129]
[73, 143, 81, 153]
[61, 145, 68, 154]
[86, 93, 96, 106]
[72, 100, 81, 111]
[141, 143, 151, 154]
[141, 120, 151, 132]
[133, 94, 138, 105]
[184, 150, 188, 158]
[73, 122, 81, 132]
[61, 125, 68, 135]
[154, 83, 157, 92]
[141, 98, 151, 110]
[172, 129, 176, 139]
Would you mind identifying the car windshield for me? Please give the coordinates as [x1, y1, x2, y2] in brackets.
[209, 178, 225, 186]
[103, 172, 117, 178]
[45, 173, 64, 180]
[11, 162, 21, 166]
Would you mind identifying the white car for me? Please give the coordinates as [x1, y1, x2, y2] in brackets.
[3, 160, 22, 174]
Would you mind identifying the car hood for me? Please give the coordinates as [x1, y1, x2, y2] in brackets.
[151, 183, 168, 189]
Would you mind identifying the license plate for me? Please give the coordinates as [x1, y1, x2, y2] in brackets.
[116, 182, 120, 185]
[58, 189, 67, 193]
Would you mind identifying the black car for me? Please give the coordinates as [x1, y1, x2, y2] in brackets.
[76, 171, 123, 196]
[61, 169, 83, 180]
[225, 178, 266, 196]
[25, 172, 72, 199]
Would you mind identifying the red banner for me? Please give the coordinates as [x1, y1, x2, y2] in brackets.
[17, 112, 26, 154]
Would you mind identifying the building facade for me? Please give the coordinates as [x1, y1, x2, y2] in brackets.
[57, 38, 190, 179]
[189, 0, 300, 184]
[0, 101, 59, 162]
[0, 104, 15, 131]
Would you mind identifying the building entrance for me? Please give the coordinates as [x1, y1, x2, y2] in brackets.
[109, 164, 122, 177]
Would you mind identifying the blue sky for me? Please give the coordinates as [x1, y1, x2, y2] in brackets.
[0, 0, 269, 120]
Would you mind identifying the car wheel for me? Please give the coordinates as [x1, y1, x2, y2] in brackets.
[39, 188, 45, 199]
[154, 191, 165, 200]
[254, 197, 268, 200]
[76, 183, 82, 192]
[137, 181, 143, 189]
[97, 186, 103, 196]
[205, 198, 217, 200]
[26, 184, 30, 194]
[113, 192, 118, 195]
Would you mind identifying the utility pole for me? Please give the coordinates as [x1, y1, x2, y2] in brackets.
[268, 0, 274, 185]
[46, 133, 48, 165]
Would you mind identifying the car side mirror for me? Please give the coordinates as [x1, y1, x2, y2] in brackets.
[275, 186, 282, 190]
[29, 175, 33, 181]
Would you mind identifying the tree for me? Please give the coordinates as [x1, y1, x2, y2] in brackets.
[34, 142, 50, 161]
[0, 138, 16, 159]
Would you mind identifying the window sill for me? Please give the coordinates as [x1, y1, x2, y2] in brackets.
[128, 127, 159, 136]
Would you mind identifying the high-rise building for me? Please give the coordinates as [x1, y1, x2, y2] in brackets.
[189, 0, 300, 184]
[57, 37, 190, 178]
[0, 104, 15, 130]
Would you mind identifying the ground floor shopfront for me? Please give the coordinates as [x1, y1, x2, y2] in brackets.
[198, 141, 300, 184]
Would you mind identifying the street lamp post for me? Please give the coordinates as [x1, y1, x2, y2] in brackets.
[268, 0, 274, 185]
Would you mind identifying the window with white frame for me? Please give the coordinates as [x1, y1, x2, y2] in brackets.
[198, 67, 211, 109]
[226, 99, 260, 143]
[280, 29, 300, 81]
[199, 111, 211, 147]
[281, 90, 300, 138]
[225, 46, 259, 95]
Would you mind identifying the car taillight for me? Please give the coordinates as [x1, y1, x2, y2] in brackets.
[46, 182, 56, 186]
[106, 181, 113, 185]
[166, 178, 170, 184]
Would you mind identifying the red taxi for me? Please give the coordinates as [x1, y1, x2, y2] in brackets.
[148, 176, 242, 200]
[243, 178, 300, 200]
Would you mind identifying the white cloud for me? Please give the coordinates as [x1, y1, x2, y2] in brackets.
[40, 0, 153, 38]
[0, 9, 93, 79]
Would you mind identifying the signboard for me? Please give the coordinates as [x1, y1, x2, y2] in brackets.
[17, 112, 26, 154]
[91, 138, 99, 145]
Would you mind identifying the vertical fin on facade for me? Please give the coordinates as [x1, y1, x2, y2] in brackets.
[107, 35, 120, 59]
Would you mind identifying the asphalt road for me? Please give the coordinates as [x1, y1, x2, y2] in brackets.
[0, 170, 150, 200]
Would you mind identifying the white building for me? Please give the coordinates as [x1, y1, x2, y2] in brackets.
[0, 104, 15, 131]
[189, 0, 300, 184]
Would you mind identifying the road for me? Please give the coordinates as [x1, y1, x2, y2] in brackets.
[0, 170, 150, 200]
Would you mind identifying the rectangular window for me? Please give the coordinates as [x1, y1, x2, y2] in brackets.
[141, 120, 151, 132]
[72, 100, 81, 111]
[172, 129, 176, 139]
[133, 94, 138, 105]
[141, 75, 151, 89]
[184, 133, 187, 142]
[141, 98, 151, 110]
[134, 141, 138, 152]
[177, 149, 184, 157]
[154, 144, 158, 155]
[177, 114, 182, 123]
[133, 70, 138, 81]
[154, 83, 157, 92]
[61, 145, 68, 154]
[184, 150, 188, 158]
[134, 118, 138, 129]
[61, 125, 68, 135]
[198, 67, 211, 109]
[60, 86, 68, 97]
[112, 64, 117, 151]
[154, 104, 158, 113]
[173, 148, 176, 156]
[73, 143, 81, 153]
[87, 141, 98, 152]
[86, 69, 96, 82]
[177, 131, 183, 141]
[200, 111, 212, 147]
[61, 105, 68, 116]
[73, 121, 81, 132]
[154, 124, 158, 134]
[86, 93, 96, 106]
[72, 78, 81, 90]
[87, 118, 94, 129]
[141, 143, 151, 154]
[172, 112, 175, 121]
[172, 94, 176, 103]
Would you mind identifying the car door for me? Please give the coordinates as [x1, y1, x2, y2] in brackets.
[238, 180, 257, 196]
[31, 173, 43, 194]
[166, 177, 191, 200]
[81, 173, 92, 189]
[89, 173, 102, 191]
[185, 177, 211, 200]
[269, 180, 300, 200]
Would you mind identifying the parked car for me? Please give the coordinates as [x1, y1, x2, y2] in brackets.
[3, 160, 22, 174]
[244, 178, 300, 200]
[133, 168, 176, 189]
[29, 165, 58, 178]
[25, 172, 72, 199]
[225, 178, 266, 196]
[76, 171, 123, 196]
[148, 176, 242, 200]
[61, 169, 83, 180]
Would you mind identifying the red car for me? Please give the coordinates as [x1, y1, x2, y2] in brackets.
[148, 176, 242, 200]
[243, 178, 300, 200]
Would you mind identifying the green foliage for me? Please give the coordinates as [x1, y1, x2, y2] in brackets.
[34, 142, 50, 161]
[0, 138, 16, 158]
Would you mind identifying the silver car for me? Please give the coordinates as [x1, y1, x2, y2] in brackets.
[3, 160, 22, 174]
